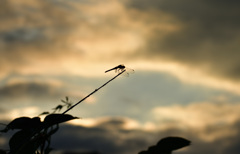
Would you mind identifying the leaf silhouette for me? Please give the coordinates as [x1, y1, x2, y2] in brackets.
[156, 137, 191, 152]
[9, 130, 33, 153]
[39, 112, 50, 116]
[139, 137, 191, 154]
[61, 96, 69, 103]
[43, 114, 78, 128]
[11, 134, 44, 154]
[0, 117, 41, 132]
[52, 105, 63, 112]
[31, 117, 42, 128]
[61, 96, 72, 109]
[0, 149, 6, 154]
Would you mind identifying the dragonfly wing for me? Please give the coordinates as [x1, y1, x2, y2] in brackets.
[120, 68, 134, 77]
[122, 71, 130, 77]
[125, 68, 135, 74]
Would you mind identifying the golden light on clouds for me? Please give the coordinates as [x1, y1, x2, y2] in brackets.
[132, 61, 240, 94]
[1, 0, 240, 94]
[152, 102, 240, 129]
[1, 0, 240, 153]
[151, 102, 240, 142]
[0, 106, 40, 120]
[72, 31, 144, 59]
[68, 116, 140, 130]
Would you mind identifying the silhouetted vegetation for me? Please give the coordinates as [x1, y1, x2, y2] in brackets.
[139, 137, 191, 154]
[0, 96, 78, 154]
[0, 67, 191, 153]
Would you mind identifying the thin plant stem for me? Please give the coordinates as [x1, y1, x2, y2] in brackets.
[62, 69, 126, 114]
[12, 70, 126, 154]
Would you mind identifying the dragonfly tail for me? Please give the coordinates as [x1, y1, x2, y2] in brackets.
[105, 68, 114, 73]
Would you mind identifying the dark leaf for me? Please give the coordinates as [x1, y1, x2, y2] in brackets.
[0, 149, 7, 154]
[30, 117, 42, 129]
[147, 146, 159, 153]
[52, 105, 63, 112]
[1, 117, 42, 133]
[39, 112, 50, 116]
[11, 135, 44, 154]
[61, 96, 69, 104]
[43, 114, 78, 128]
[138, 137, 191, 154]
[67, 103, 72, 109]
[61, 96, 72, 108]
[0, 117, 31, 132]
[157, 136, 191, 151]
[138, 151, 148, 154]
[1, 117, 41, 132]
[9, 130, 33, 153]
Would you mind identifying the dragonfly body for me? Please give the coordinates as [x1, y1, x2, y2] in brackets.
[105, 64, 134, 77]
[105, 64, 125, 73]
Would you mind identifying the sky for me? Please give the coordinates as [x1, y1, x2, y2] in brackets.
[1, 0, 240, 153]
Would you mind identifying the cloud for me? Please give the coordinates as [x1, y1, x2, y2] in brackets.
[0, 77, 97, 106]
[0, 81, 63, 101]
[151, 102, 240, 142]
[1, 0, 240, 94]
[0, 0, 143, 78]
[126, 0, 240, 82]
[0, 0, 76, 77]
[9, 117, 153, 154]
[2, 102, 240, 153]
[54, 101, 240, 153]
[38, 117, 240, 153]
[1, 1, 240, 153]
[51, 118, 172, 154]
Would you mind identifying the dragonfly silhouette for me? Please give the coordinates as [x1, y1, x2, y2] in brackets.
[105, 64, 134, 77]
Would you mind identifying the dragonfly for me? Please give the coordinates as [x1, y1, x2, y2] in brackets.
[105, 64, 134, 77]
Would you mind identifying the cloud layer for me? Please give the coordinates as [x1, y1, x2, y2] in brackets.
[1, 0, 240, 153]
[1, 100, 240, 153]
[1, 0, 240, 87]
[127, 0, 240, 80]
[1, 0, 240, 93]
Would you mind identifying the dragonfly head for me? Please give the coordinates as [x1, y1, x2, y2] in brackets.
[118, 64, 125, 69]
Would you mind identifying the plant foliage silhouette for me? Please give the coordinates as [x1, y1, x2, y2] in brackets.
[139, 137, 191, 154]
[0, 67, 126, 154]
[0, 65, 191, 153]
[0, 101, 78, 154]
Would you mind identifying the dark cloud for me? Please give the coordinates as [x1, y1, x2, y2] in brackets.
[50, 119, 153, 154]
[127, 0, 240, 81]
[221, 120, 240, 154]
[1, 116, 240, 154]
[0, 82, 63, 101]
[0, 0, 81, 78]
[0, 1, 72, 46]
[0, 28, 45, 43]
[0, 1, 85, 60]
[44, 118, 240, 154]
[0, 0, 77, 31]
[0, 1, 240, 153]
[1, 0, 240, 83]
[184, 121, 240, 154]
